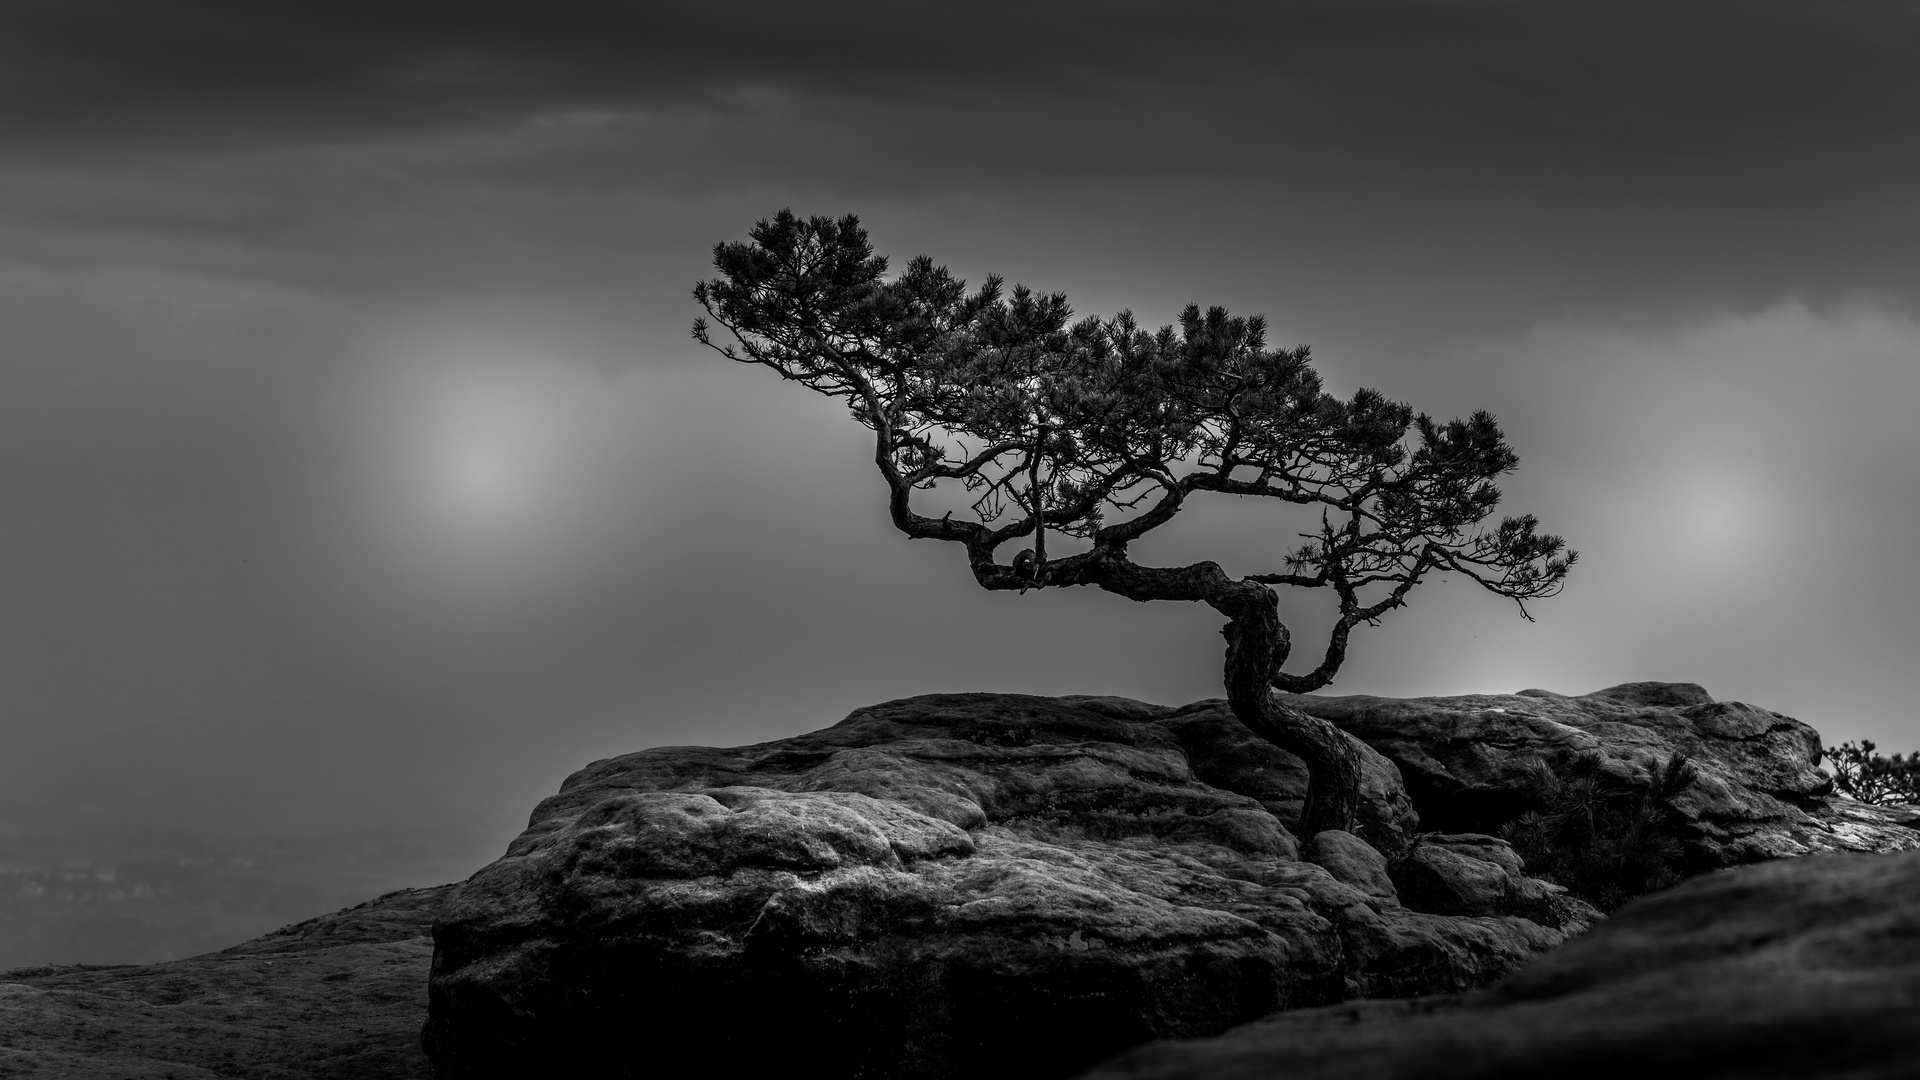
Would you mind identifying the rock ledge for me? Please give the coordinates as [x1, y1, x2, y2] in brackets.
[424, 694, 1593, 1080]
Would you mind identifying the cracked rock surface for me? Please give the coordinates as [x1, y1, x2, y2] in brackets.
[424, 693, 1592, 1080]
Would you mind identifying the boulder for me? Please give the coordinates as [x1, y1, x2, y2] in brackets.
[1281, 682, 1920, 867]
[1303, 829, 1398, 906]
[1389, 833, 1577, 926]
[1078, 848, 1920, 1080]
[424, 694, 1590, 1080]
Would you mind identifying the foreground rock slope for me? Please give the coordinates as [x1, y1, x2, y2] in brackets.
[1079, 847, 1920, 1080]
[0, 884, 449, 1079]
[422, 693, 1599, 1080]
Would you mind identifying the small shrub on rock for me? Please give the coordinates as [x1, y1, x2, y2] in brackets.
[1497, 751, 1697, 911]
[1824, 740, 1920, 806]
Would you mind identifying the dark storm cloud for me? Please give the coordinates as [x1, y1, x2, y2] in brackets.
[7, 0, 1916, 325]
[0, 0, 1150, 149]
[7, 1, 1917, 158]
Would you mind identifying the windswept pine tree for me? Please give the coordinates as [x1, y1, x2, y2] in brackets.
[695, 211, 1575, 837]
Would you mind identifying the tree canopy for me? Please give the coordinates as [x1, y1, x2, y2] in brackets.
[695, 210, 1575, 837]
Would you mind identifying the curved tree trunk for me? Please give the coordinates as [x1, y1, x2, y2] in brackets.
[997, 541, 1366, 840]
[1219, 583, 1362, 838]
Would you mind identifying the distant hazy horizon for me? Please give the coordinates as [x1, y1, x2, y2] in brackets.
[3, 1, 1917, 963]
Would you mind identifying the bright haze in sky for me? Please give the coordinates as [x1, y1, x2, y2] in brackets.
[1, 2, 1917, 871]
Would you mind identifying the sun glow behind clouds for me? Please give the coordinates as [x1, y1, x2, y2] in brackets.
[334, 323, 655, 593]
[1668, 466, 1772, 568]
[422, 358, 557, 521]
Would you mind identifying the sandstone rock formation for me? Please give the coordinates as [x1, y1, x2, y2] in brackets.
[1078, 848, 1920, 1080]
[0, 884, 449, 1079]
[1282, 682, 1920, 866]
[5, 684, 1911, 1078]
[424, 693, 1593, 1080]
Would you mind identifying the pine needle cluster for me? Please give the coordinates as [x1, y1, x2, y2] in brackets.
[1497, 752, 1698, 912]
[1824, 740, 1920, 805]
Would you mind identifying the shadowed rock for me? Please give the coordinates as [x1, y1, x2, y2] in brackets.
[1304, 829, 1398, 905]
[1391, 834, 1572, 924]
[424, 693, 1590, 1080]
[1077, 848, 1920, 1080]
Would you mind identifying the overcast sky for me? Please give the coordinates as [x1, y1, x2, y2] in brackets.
[3, 1, 1917, 859]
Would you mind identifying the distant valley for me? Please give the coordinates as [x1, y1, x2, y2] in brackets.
[0, 824, 477, 968]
